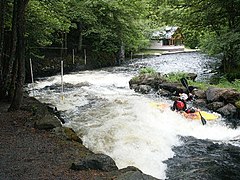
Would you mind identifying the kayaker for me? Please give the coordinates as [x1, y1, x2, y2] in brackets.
[171, 93, 196, 113]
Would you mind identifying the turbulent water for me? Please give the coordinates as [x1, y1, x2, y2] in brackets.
[29, 52, 240, 179]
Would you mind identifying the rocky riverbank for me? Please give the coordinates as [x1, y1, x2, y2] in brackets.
[0, 96, 158, 180]
[129, 73, 240, 127]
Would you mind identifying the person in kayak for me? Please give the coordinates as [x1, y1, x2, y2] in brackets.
[171, 93, 196, 113]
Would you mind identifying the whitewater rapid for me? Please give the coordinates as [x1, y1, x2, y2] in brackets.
[30, 53, 240, 179]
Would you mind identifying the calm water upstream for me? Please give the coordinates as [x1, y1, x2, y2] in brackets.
[29, 52, 240, 179]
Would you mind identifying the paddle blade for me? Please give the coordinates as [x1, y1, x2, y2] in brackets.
[199, 112, 207, 125]
[180, 78, 189, 91]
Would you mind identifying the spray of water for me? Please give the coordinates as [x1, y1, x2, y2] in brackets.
[30, 53, 239, 179]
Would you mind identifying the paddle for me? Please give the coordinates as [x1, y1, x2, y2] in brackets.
[180, 77, 190, 93]
[199, 112, 207, 125]
[180, 77, 207, 125]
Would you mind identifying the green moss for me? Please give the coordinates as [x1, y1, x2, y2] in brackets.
[235, 100, 240, 109]
[139, 67, 157, 75]
[64, 127, 82, 143]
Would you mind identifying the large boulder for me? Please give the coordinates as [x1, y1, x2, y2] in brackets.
[206, 87, 230, 102]
[207, 102, 225, 111]
[53, 127, 82, 143]
[22, 97, 62, 129]
[129, 73, 166, 91]
[216, 103, 237, 117]
[193, 89, 206, 99]
[221, 89, 240, 104]
[158, 82, 185, 94]
[71, 153, 118, 171]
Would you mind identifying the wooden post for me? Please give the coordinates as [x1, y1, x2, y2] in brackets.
[29, 58, 34, 96]
[84, 49, 87, 65]
[72, 49, 75, 64]
[61, 60, 64, 100]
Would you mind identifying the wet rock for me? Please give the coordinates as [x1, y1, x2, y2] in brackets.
[116, 170, 158, 180]
[22, 97, 62, 130]
[157, 88, 171, 97]
[235, 100, 240, 109]
[138, 85, 152, 94]
[158, 82, 185, 94]
[71, 153, 118, 171]
[207, 102, 225, 111]
[33, 114, 61, 130]
[216, 103, 237, 117]
[129, 73, 166, 91]
[192, 89, 206, 99]
[53, 127, 82, 143]
[206, 87, 230, 102]
[221, 89, 240, 104]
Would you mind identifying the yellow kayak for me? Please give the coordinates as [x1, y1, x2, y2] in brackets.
[182, 111, 219, 121]
[149, 102, 219, 121]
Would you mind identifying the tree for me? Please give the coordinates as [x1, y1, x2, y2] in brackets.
[155, 0, 240, 79]
[0, 0, 29, 111]
[8, 0, 29, 111]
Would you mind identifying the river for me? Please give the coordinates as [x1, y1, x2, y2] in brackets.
[29, 52, 240, 179]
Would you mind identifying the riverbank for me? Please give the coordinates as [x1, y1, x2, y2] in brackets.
[0, 97, 158, 180]
[135, 46, 199, 57]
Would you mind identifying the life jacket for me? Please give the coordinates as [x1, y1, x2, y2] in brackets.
[176, 100, 185, 110]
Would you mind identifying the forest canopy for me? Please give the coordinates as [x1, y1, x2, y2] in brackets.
[0, 0, 240, 110]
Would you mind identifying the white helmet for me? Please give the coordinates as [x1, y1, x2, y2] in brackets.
[179, 93, 188, 100]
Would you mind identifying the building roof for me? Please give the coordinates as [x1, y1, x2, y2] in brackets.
[151, 26, 179, 40]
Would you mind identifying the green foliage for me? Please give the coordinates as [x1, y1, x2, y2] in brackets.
[26, 0, 72, 47]
[153, 0, 240, 80]
[139, 67, 157, 75]
[164, 72, 188, 83]
[217, 77, 240, 91]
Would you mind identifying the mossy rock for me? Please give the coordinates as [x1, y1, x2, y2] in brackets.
[235, 100, 240, 109]
[64, 127, 82, 143]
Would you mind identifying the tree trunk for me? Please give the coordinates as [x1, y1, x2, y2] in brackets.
[77, 23, 83, 52]
[8, 0, 29, 111]
[0, 0, 18, 99]
[0, 0, 6, 94]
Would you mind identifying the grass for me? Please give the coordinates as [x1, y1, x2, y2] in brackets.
[166, 73, 240, 92]
[139, 68, 240, 92]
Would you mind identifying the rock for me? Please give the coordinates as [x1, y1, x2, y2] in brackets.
[138, 85, 152, 94]
[53, 127, 82, 143]
[117, 166, 157, 179]
[216, 103, 237, 117]
[129, 73, 166, 90]
[186, 73, 197, 81]
[71, 153, 118, 171]
[207, 102, 225, 111]
[221, 89, 240, 104]
[22, 97, 62, 130]
[235, 100, 240, 109]
[158, 82, 185, 94]
[33, 114, 62, 130]
[192, 99, 207, 108]
[193, 89, 206, 99]
[157, 88, 171, 97]
[206, 87, 230, 102]
[116, 170, 158, 180]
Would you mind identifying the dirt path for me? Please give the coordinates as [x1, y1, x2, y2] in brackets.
[0, 99, 111, 180]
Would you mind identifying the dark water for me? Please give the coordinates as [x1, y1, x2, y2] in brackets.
[165, 136, 240, 180]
